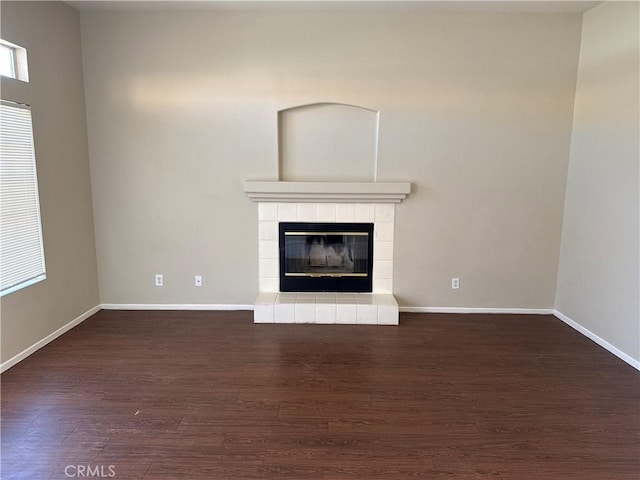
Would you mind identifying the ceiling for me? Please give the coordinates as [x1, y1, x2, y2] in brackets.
[65, 0, 601, 14]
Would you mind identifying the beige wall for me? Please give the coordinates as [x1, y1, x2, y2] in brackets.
[0, 2, 99, 364]
[80, 10, 582, 308]
[556, 2, 640, 362]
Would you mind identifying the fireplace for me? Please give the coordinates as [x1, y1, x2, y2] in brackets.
[243, 181, 411, 324]
[279, 222, 374, 293]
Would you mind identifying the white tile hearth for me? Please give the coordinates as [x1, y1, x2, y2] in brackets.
[315, 304, 336, 324]
[255, 293, 399, 325]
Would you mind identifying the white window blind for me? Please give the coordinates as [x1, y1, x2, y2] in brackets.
[0, 100, 46, 296]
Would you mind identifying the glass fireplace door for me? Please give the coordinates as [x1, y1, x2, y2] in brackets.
[279, 222, 374, 292]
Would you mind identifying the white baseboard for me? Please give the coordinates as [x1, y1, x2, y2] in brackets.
[1, 304, 101, 373]
[100, 303, 254, 311]
[554, 309, 640, 371]
[101, 304, 550, 315]
[399, 306, 554, 315]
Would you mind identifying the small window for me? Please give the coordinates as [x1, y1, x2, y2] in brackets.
[0, 43, 16, 78]
[0, 39, 29, 82]
[0, 100, 46, 296]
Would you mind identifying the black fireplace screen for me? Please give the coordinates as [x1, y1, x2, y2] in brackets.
[279, 222, 374, 292]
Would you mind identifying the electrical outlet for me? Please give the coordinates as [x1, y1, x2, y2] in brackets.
[194, 275, 203, 287]
[451, 277, 460, 290]
[155, 274, 163, 287]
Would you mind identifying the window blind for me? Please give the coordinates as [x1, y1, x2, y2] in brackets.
[0, 100, 46, 295]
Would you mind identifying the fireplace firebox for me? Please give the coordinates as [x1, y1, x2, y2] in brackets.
[279, 222, 374, 292]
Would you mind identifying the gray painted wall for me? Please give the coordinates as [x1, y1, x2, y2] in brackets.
[556, 1, 640, 363]
[0, 1, 100, 364]
[80, 10, 582, 309]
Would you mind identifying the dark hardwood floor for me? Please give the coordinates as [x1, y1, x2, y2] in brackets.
[1, 310, 638, 479]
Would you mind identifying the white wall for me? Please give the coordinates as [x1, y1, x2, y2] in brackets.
[80, 11, 582, 309]
[556, 2, 640, 364]
[0, 2, 100, 365]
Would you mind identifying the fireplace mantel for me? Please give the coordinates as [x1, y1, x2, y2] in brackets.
[244, 181, 411, 203]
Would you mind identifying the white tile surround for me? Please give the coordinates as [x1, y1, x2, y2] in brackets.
[245, 181, 410, 325]
[258, 202, 396, 294]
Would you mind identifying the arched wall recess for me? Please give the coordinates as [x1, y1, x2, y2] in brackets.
[278, 103, 380, 182]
